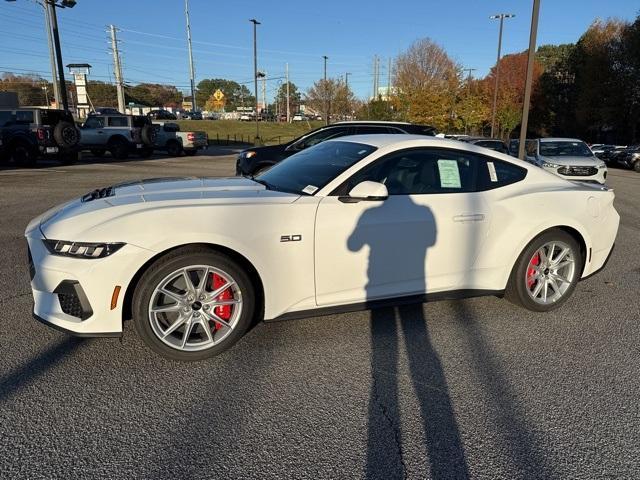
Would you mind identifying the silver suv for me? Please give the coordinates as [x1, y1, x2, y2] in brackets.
[79, 114, 156, 159]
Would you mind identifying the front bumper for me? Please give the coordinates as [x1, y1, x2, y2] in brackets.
[26, 232, 154, 336]
[542, 164, 607, 184]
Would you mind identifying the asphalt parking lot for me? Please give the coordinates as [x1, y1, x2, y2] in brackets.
[1, 149, 639, 480]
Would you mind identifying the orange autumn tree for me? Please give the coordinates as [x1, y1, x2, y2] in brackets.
[481, 51, 543, 139]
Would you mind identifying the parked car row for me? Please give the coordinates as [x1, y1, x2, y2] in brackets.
[592, 144, 640, 172]
[0, 107, 81, 166]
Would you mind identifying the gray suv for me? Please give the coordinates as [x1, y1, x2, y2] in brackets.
[79, 114, 156, 159]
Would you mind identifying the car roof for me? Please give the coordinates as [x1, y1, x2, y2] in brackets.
[334, 120, 412, 126]
[539, 137, 585, 143]
[328, 133, 476, 149]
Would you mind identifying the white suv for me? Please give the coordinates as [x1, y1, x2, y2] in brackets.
[526, 138, 607, 184]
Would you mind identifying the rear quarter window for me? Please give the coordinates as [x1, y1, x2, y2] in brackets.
[476, 159, 527, 190]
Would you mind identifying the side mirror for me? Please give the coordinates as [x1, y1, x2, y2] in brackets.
[340, 181, 388, 203]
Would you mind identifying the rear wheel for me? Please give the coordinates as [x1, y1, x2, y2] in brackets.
[633, 160, 640, 173]
[108, 138, 129, 160]
[166, 141, 182, 157]
[505, 229, 583, 312]
[11, 142, 36, 167]
[132, 247, 256, 361]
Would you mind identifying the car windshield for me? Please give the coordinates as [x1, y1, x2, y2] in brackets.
[539, 141, 592, 157]
[255, 141, 376, 195]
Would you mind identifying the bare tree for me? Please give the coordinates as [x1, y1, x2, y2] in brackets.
[305, 78, 355, 121]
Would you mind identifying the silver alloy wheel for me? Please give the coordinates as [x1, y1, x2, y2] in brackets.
[148, 265, 242, 351]
[525, 241, 576, 305]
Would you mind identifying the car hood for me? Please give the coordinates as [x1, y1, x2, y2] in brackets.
[539, 155, 602, 167]
[28, 176, 300, 239]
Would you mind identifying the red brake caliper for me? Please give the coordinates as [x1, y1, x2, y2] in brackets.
[527, 253, 540, 288]
[211, 273, 232, 330]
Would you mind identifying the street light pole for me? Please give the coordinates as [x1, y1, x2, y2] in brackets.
[322, 55, 328, 125]
[518, 0, 541, 160]
[490, 13, 515, 138]
[184, 0, 196, 111]
[47, 0, 68, 110]
[42, 2, 60, 106]
[250, 19, 260, 140]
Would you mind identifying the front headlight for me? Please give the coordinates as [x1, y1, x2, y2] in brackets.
[244, 151, 256, 159]
[43, 239, 125, 259]
[541, 160, 561, 168]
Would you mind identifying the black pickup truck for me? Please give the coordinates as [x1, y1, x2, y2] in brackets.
[0, 108, 80, 167]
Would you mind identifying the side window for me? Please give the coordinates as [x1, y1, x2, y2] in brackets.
[476, 158, 527, 190]
[294, 127, 350, 150]
[84, 117, 104, 129]
[525, 140, 537, 156]
[0, 111, 13, 127]
[338, 148, 478, 195]
[353, 126, 393, 135]
[15, 111, 34, 124]
[108, 116, 129, 127]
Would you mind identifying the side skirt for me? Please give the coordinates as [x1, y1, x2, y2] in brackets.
[268, 289, 504, 323]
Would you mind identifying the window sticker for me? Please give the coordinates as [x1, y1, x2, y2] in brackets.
[437, 159, 462, 188]
[487, 161, 498, 182]
[302, 185, 319, 195]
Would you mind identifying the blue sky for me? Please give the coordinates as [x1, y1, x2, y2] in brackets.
[1, 0, 638, 101]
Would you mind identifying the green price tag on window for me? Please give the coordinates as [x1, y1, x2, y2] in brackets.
[437, 159, 461, 188]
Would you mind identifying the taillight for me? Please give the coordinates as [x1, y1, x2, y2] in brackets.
[187, 132, 195, 141]
[36, 128, 46, 141]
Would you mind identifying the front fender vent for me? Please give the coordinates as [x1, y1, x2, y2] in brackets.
[81, 186, 114, 202]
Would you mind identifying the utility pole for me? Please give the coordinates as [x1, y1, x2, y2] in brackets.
[518, 0, 541, 160]
[250, 19, 260, 140]
[322, 55, 328, 125]
[463, 67, 476, 134]
[42, 2, 60, 106]
[110, 25, 125, 113]
[47, 0, 68, 110]
[185, 0, 196, 111]
[372, 55, 377, 100]
[344, 72, 351, 90]
[387, 58, 391, 100]
[490, 13, 515, 138]
[286, 62, 290, 123]
[262, 71, 267, 119]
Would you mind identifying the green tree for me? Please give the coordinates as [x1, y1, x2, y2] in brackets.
[274, 81, 301, 117]
[0, 73, 49, 106]
[86, 80, 117, 107]
[126, 83, 182, 107]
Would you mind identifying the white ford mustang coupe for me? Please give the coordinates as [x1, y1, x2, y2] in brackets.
[26, 135, 619, 361]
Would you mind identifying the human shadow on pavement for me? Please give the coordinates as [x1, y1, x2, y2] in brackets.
[348, 194, 470, 479]
[0, 337, 84, 402]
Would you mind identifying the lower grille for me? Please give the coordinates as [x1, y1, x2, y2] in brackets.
[558, 166, 598, 176]
[58, 293, 84, 318]
[54, 280, 93, 320]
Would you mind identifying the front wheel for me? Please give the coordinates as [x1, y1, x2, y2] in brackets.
[505, 229, 583, 312]
[633, 160, 640, 173]
[132, 247, 256, 361]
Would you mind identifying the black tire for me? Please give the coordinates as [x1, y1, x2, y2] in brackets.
[108, 137, 129, 160]
[184, 149, 198, 156]
[53, 121, 80, 148]
[91, 149, 105, 157]
[141, 124, 156, 146]
[166, 140, 182, 157]
[11, 141, 37, 167]
[132, 246, 256, 361]
[138, 147, 154, 158]
[505, 229, 583, 312]
[633, 160, 640, 173]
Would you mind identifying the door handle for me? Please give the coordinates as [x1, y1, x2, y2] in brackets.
[453, 214, 485, 223]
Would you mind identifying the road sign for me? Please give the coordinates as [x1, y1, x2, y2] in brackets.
[213, 89, 224, 101]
